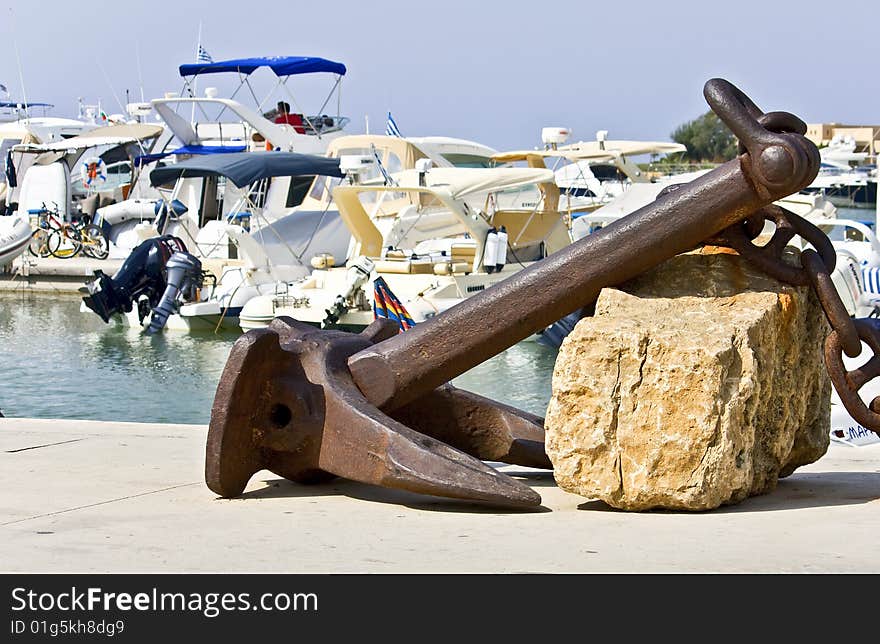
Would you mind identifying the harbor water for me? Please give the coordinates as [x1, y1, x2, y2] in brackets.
[0, 292, 558, 424]
[1, 207, 871, 425]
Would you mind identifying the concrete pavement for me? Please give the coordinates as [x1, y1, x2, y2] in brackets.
[1, 417, 878, 573]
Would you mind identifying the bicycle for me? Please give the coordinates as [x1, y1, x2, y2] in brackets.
[74, 217, 109, 260]
[27, 202, 108, 260]
[27, 204, 62, 258]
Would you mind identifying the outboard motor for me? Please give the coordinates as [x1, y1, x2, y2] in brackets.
[146, 252, 203, 334]
[80, 235, 200, 331]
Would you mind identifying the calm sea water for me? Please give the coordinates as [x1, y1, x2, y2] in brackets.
[0, 293, 558, 424]
[1, 206, 870, 424]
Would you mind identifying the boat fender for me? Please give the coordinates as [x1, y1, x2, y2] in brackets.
[483, 227, 499, 274]
[495, 225, 508, 272]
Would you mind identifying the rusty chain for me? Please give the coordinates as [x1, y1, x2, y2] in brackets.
[713, 205, 880, 436]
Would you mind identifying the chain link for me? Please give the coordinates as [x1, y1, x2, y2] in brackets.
[712, 206, 880, 436]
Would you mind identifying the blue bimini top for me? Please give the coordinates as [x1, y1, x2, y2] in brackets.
[179, 56, 346, 78]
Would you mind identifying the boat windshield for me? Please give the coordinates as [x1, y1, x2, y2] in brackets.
[441, 153, 493, 168]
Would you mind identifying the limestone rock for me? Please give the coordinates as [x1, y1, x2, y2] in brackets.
[545, 247, 831, 511]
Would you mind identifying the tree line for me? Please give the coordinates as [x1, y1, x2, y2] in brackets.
[669, 111, 738, 163]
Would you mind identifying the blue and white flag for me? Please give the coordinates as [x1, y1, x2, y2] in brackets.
[197, 45, 213, 64]
[385, 111, 402, 137]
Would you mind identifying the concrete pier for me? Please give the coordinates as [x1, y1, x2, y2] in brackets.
[0, 254, 122, 294]
[1, 417, 877, 573]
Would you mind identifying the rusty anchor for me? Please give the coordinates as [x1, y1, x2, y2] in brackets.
[205, 78, 821, 507]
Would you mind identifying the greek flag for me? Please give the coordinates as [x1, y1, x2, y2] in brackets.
[863, 266, 880, 297]
[385, 111, 402, 137]
[197, 45, 213, 63]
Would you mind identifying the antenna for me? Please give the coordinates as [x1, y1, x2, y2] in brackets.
[96, 58, 128, 117]
[135, 41, 146, 102]
[9, 8, 30, 123]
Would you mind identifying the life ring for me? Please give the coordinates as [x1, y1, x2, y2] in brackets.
[82, 157, 107, 189]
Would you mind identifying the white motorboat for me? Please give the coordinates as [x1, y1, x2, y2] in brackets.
[1, 114, 103, 212]
[86, 54, 356, 259]
[800, 135, 877, 209]
[0, 98, 56, 124]
[492, 128, 687, 215]
[7, 123, 164, 230]
[80, 151, 348, 333]
[152, 55, 351, 157]
[237, 163, 567, 333]
[290, 133, 502, 239]
[0, 212, 31, 267]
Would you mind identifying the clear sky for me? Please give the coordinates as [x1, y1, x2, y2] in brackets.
[2, 0, 877, 152]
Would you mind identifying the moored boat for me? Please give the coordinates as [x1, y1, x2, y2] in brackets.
[0, 212, 31, 267]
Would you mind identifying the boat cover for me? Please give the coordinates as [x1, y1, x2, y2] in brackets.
[179, 56, 346, 78]
[384, 167, 555, 199]
[149, 151, 343, 188]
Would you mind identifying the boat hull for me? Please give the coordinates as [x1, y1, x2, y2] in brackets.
[0, 214, 32, 267]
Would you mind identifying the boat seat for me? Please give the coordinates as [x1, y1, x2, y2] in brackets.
[374, 257, 435, 274]
[200, 257, 245, 280]
[433, 261, 473, 275]
[449, 243, 476, 263]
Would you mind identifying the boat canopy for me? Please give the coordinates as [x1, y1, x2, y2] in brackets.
[558, 140, 686, 157]
[492, 149, 617, 164]
[14, 123, 164, 153]
[493, 140, 686, 165]
[179, 56, 346, 78]
[388, 167, 555, 200]
[149, 151, 343, 188]
[0, 101, 53, 108]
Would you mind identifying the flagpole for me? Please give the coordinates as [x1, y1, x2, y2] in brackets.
[191, 21, 202, 124]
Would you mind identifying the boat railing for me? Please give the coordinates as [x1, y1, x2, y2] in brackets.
[643, 161, 719, 177]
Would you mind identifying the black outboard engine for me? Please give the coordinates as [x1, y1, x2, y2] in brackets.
[145, 252, 203, 334]
[80, 235, 202, 333]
